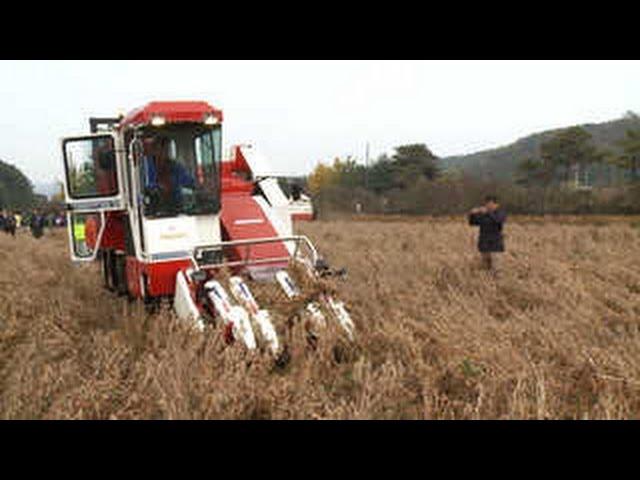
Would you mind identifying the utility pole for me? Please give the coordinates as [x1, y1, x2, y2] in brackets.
[364, 141, 370, 190]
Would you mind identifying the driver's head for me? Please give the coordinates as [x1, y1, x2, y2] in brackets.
[142, 137, 155, 156]
[154, 136, 171, 161]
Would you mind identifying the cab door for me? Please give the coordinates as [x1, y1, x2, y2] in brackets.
[61, 133, 125, 262]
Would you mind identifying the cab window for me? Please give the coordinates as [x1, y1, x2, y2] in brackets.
[64, 136, 117, 199]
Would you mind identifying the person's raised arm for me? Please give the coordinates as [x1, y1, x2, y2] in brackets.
[486, 209, 506, 225]
[468, 207, 486, 225]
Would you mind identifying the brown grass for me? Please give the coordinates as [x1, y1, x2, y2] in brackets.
[1, 217, 640, 419]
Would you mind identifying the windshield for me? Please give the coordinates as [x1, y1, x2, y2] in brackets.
[137, 124, 221, 217]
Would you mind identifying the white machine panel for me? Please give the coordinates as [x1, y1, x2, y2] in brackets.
[143, 215, 221, 259]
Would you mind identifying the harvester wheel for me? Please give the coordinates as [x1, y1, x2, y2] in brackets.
[140, 274, 160, 314]
[101, 250, 115, 291]
[113, 252, 128, 296]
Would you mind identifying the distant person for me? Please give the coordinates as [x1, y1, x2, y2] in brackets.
[30, 211, 45, 239]
[290, 184, 302, 201]
[4, 212, 16, 237]
[468, 195, 507, 275]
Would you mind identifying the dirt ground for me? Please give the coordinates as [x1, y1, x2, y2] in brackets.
[1, 217, 640, 419]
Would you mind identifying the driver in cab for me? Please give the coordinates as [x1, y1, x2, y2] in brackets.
[142, 136, 195, 213]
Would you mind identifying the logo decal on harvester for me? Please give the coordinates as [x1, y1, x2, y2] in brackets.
[160, 232, 188, 239]
[234, 218, 264, 225]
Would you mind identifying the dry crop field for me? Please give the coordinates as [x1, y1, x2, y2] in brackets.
[1, 216, 640, 419]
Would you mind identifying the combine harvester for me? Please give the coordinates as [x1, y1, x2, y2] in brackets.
[60, 101, 352, 358]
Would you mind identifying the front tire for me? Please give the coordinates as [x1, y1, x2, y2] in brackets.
[112, 252, 128, 296]
[101, 250, 114, 291]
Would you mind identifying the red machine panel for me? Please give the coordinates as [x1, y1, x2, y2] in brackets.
[220, 195, 289, 265]
[120, 101, 223, 127]
[145, 260, 192, 297]
[125, 257, 192, 298]
[292, 212, 314, 222]
[85, 213, 126, 251]
[220, 161, 255, 195]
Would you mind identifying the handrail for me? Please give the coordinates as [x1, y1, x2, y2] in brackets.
[190, 235, 318, 271]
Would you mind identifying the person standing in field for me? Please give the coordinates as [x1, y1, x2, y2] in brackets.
[468, 195, 507, 274]
[4, 212, 17, 237]
[30, 210, 46, 239]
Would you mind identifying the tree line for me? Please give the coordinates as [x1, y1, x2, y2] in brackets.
[306, 121, 640, 217]
[0, 159, 39, 210]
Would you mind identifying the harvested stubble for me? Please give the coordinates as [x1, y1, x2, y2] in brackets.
[1, 217, 640, 419]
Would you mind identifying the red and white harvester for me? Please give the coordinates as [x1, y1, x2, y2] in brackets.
[60, 101, 352, 357]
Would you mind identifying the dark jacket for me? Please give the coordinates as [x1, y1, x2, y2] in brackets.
[4, 215, 16, 229]
[31, 214, 45, 229]
[30, 215, 45, 238]
[468, 209, 507, 252]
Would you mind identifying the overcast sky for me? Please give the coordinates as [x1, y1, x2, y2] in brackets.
[1, 60, 640, 186]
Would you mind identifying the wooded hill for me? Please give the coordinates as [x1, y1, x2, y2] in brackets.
[306, 111, 640, 215]
[0, 159, 37, 209]
[441, 113, 640, 183]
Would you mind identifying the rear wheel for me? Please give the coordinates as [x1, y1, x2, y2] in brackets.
[141, 273, 160, 314]
[112, 252, 128, 296]
[122, 216, 138, 302]
[101, 249, 126, 294]
[101, 249, 115, 291]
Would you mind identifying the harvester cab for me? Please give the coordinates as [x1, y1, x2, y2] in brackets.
[60, 101, 353, 357]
